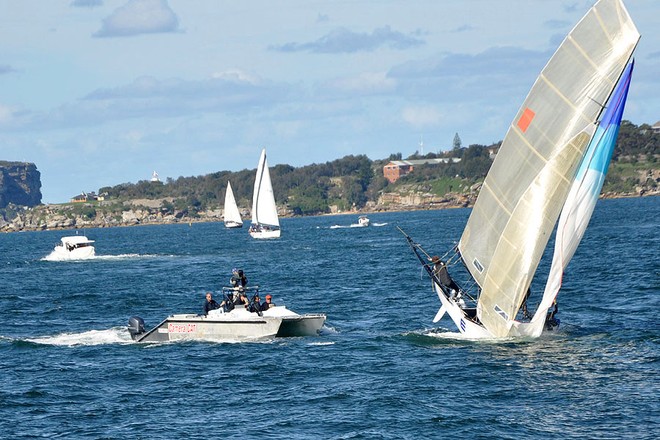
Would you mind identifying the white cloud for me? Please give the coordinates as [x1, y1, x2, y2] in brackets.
[94, 0, 180, 38]
[211, 69, 262, 85]
[271, 25, 424, 53]
[324, 72, 396, 94]
[71, 0, 103, 8]
[0, 104, 16, 124]
[401, 105, 443, 128]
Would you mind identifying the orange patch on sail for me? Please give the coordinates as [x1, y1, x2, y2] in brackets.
[517, 108, 535, 133]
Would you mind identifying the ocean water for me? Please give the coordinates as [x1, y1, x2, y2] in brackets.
[0, 197, 657, 439]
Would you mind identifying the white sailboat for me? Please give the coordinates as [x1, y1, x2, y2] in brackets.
[403, 0, 639, 339]
[223, 181, 243, 228]
[249, 148, 281, 239]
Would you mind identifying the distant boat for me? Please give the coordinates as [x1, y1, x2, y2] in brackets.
[46, 235, 95, 260]
[357, 215, 370, 227]
[249, 149, 281, 239]
[223, 181, 243, 228]
[402, 0, 639, 339]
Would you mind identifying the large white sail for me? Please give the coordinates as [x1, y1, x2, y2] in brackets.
[524, 61, 635, 336]
[223, 181, 243, 228]
[458, 0, 639, 337]
[251, 148, 280, 230]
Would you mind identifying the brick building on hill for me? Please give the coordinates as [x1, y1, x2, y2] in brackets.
[383, 158, 461, 183]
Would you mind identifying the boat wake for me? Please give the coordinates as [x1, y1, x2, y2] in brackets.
[41, 253, 161, 262]
[329, 222, 388, 229]
[26, 328, 133, 346]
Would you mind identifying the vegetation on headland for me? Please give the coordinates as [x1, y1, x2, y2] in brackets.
[1, 120, 658, 232]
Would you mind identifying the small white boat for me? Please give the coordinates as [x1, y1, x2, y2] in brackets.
[45, 235, 95, 260]
[223, 181, 243, 228]
[249, 148, 281, 239]
[357, 215, 370, 227]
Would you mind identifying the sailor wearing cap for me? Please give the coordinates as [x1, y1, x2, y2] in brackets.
[263, 294, 274, 309]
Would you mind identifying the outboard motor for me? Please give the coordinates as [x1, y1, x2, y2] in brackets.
[127, 316, 146, 341]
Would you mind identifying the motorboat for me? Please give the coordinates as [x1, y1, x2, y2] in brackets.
[128, 287, 326, 342]
[45, 235, 95, 260]
[357, 215, 370, 227]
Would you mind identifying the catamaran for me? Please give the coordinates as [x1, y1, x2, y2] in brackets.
[249, 149, 281, 239]
[223, 181, 243, 228]
[402, 0, 639, 339]
[127, 287, 326, 342]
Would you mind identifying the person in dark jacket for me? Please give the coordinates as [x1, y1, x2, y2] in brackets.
[431, 256, 461, 297]
[203, 292, 221, 315]
[248, 294, 262, 313]
[230, 268, 248, 289]
[262, 294, 274, 310]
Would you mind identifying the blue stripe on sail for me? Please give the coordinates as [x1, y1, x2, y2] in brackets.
[576, 61, 634, 180]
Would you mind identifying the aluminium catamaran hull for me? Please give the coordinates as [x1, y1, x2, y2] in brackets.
[262, 306, 326, 337]
[128, 305, 326, 342]
[128, 310, 283, 343]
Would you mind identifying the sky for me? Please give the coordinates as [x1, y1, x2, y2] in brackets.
[1, 0, 658, 204]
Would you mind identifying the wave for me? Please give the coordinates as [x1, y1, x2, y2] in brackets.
[328, 222, 388, 229]
[41, 253, 164, 262]
[26, 327, 133, 346]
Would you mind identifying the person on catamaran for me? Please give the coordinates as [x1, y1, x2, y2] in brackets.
[262, 294, 274, 309]
[431, 256, 461, 298]
[203, 292, 221, 315]
[233, 287, 249, 307]
[248, 294, 263, 313]
[230, 268, 248, 289]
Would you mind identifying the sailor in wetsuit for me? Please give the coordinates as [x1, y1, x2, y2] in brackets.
[431, 256, 461, 298]
[203, 292, 221, 315]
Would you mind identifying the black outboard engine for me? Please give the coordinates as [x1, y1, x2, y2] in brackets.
[128, 316, 146, 341]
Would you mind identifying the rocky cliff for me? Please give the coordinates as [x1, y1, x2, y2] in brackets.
[0, 161, 42, 208]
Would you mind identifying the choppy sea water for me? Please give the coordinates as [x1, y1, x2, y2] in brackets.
[0, 197, 657, 439]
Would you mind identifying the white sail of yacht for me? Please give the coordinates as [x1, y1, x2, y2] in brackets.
[402, 0, 639, 339]
[223, 181, 243, 228]
[249, 148, 281, 239]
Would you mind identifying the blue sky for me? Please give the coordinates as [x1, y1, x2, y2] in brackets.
[1, 0, 658, 203]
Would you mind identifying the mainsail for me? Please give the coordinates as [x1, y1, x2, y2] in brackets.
[527, 61, 635, 336]
[251, 149, 280, 228]
[458, 0, 640, 337]
[223, 181, 243, 227]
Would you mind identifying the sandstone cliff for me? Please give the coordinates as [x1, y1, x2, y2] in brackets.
[0, 161, 42, 208]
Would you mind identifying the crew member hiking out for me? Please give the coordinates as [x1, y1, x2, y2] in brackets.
[430, 256, 461, 298]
